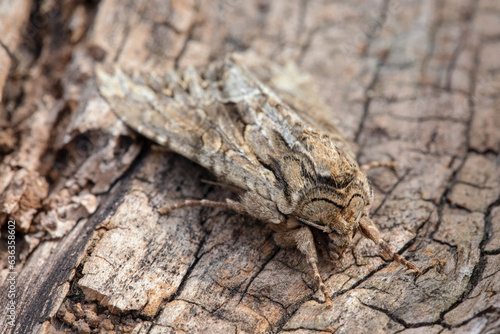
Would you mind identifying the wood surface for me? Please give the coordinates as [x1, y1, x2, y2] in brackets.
[0, 0, 499, 333]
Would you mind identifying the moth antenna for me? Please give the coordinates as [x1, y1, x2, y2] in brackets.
[358, 216, 419, 273]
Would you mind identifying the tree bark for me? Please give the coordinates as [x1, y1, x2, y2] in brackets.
[1, 0, 499, 333]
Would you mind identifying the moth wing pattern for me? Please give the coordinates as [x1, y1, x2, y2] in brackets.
[96, 59, 273, 196]
[247, 60, 355, 157]
[96, 56, 359, 213]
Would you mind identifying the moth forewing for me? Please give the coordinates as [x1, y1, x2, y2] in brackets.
[96, 55, 419, 308]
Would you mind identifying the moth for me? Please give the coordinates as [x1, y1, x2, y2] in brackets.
[96, 55, 418, 307]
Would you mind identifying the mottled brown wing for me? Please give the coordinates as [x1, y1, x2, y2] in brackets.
[96, 57, 356, 201]
[96, 58, 280, 196]
[247, 60, 358, 164]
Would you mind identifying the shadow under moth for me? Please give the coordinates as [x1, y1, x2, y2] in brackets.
[96, 55, 419, 307]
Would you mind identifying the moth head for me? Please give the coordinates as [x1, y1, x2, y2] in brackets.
[324, 196, 365, 260]
[294, 180, 372, 261]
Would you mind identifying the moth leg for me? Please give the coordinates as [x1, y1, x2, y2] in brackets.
[360, 161, 397, 173]
[273, 226, 333, 308]
[158, 199, 246, 215]
[358, 217, 419, 273]
[200, 179, 242, 193]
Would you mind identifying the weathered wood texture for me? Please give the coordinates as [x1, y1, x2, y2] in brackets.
[1, 0, 499, 333]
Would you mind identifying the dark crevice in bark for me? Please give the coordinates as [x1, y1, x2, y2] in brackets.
[448, 305, 500, 331]
[0, 40, 16, 62]
[161, 230, 210, 306]
[362, 301, 439, 329]
[354, 46, 390, 146]
[437, 256, 487, 328]
[371, 170, 410, 216]
[434, 28, 494, 327]
[238, 241, 280, 304]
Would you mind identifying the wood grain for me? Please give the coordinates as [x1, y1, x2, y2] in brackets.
[0, 0, 499, 333]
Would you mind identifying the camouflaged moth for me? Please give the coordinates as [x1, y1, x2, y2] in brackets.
[96, 55, 418, 307]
